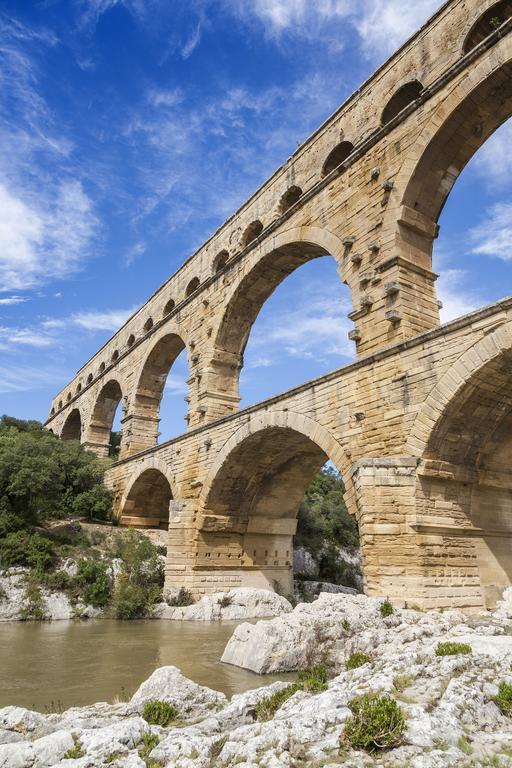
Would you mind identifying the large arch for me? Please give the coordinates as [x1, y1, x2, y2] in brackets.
[119, 463, 173, 529]
[207, 226, 347, 411]
[130, 332, 187, 451]
[197, 411, 353, 594]
[86, 379, 124, 457]
[393, 43, 512, 272]
[409, 323, 512, 608]
[60, 408, 82, 442]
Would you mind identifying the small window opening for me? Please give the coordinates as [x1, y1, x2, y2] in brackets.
[242, 220, 264, 246]
[322, 141, 354, 177]
[381, 81, 423, 125]
[279, 186, 303, 213]
[186, 277, 200, 297]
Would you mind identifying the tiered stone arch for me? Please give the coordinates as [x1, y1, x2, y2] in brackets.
[389, 34, 512, 307]
[193, 410, 354, 594]
[407, 322, 512, 609]
[205, 226, 347, 412]
[118, 457, 173, 529]
[60, 408, 82, 442]
[83, 378, 124, 457]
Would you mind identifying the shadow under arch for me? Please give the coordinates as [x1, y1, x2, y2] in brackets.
[61, 408, 82, 442]
[409, 323, 512, 608]
[87, 378, 124, 457]
[120, 464, 173, 529]
[208, 226, 346, 412]
[197, 410, 354, 594]
[130, 332, 187, 453]
[393, 48, 512, 271]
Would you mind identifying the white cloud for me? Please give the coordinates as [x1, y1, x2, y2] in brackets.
[470, 202, 512, 262]
[225, 0, 441, 58]
[124, 241, 146, 266]
[0, 363, 63, 394]
[181, 22, 202, 59]
[437, 269, 480, 323]
[147, 88, 184, 109]
[0, 181, 97, 292]
[70, 307, 137, 331]
[0, 295, 27, 306]
[474, 121, 512, 190]
[2, 328, 55, 348]
[164, 374, 188, 394]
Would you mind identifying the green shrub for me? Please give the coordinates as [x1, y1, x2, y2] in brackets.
[142, 700, 178, 727]
[343, 693, 406, 752]
[139, 732, 160, 760]
[63, 738, 85, 759]
[435, 642, 472, 657]
[493, 681, 512, 716]
[255, 683, 302, 721]
[346, 652, 372, 670]
[74, 559, 112, 607]
[379, 599, 394, 617]
[72, 484, 113, 521]
[393, 674, 413, 693]
[19, 582, 48, 621]
[112, 531, 164, 619]
[342, 619, 351, 632]
[0, 530, 55, 572]
[297, 665, 329, 692]
[167, 587, 195, 607]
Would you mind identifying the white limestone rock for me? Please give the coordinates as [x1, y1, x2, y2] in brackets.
[130, 665, 227, 717]
[154, 587, 292, 621]
[293, 547, 318, 578]
[0, 729, 74, 768]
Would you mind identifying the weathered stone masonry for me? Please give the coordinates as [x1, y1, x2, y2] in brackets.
[47, 0, 512, 610]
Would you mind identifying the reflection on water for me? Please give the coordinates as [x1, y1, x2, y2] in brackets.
[0, 619, 292, 711]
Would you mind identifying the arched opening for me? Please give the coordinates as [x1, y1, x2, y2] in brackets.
[163, 298, 175, 316]
[143, 318, 153, 333]
[133, 333, 188, 450]
[279, 186, 303, 212]
[381, 80, 423, 125]
[99, 362, 106, 373]
[242, 220, 263, 247]
[61, 409, 81, 442]
[66, 392, 72, 402]
[213, 250, 229, 273]
[396, 63, 512, 321]
[76, 383, 82, 394]
[120, 468, 172, 529]
[87, 373, 93, 384]
[463, 1, 512, 53]
[321, 141, 354, 177]
[418, 348, 512, 609]
[89, 379, 124, 458]
[200, 423, 358, 594]
[127, 334, 135, 347]
[111, 350, 119, 363]
[185, 277, 200, 297]
[211, 239, 352, 409]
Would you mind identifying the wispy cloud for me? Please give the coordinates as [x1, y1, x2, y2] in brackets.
[0, 295, 27, 306]
[470, 202, 512, 262]
[70, 306, 136, 331]
[474, 122, 512, 191]
[0, 363, 64, 394]
[437, 268, 480, 323]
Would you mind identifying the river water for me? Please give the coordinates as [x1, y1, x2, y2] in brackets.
[0, 619, 292, 712]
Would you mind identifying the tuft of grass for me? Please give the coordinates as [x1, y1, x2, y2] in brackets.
[393, 674, 413, 693]
[342, 619, 351, 632]
[379, 599, 394, 618]
[64, 738, 85, 759]
[342, 693, 406, 752]
[346, 652, 372, 670]
[493, 681, 512, 716]
[255, 683, 302, 721]
[142, 699, 178, 727]
[435, 641, 472, 657]
[255, 665, 330, 721]
[139, 732, 160, 761]
[457, 735, 473, 755]
[210, 735, 227, 762]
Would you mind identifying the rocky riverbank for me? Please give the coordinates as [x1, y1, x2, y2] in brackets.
[1, 589, 512, 767]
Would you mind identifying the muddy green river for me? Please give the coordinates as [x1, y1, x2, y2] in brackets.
[0, 620, 290, 712]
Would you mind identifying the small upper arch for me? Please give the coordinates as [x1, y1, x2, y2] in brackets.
[463, 1, 512, 53]
[87, 373, 93, 385]
[242, 220, 264, 247]
[186, 277, 200, 297]
[381, 80, 423, 125]
[127, 334, 136, 347]
[279, 186, 303, 213]
[322, 141, 354, 177]
[143, 318, 153, 333]
[213, 250, 229, 273]
[111, 350, 119, 363]
[163, 298, 175, 316]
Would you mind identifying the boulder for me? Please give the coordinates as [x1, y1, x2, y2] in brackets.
[154, 587, 292, 621]
[130, 666, 227, 717]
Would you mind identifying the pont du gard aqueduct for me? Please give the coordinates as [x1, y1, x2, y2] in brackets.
[46, 0, 512, 612]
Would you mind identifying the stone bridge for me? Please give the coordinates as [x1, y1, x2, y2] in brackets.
[46, 0, 512, 611]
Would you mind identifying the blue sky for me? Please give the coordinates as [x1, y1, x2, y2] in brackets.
[0, 0, 511, 440]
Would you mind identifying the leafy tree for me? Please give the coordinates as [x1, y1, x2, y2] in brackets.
[112, 530, 164, 618]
